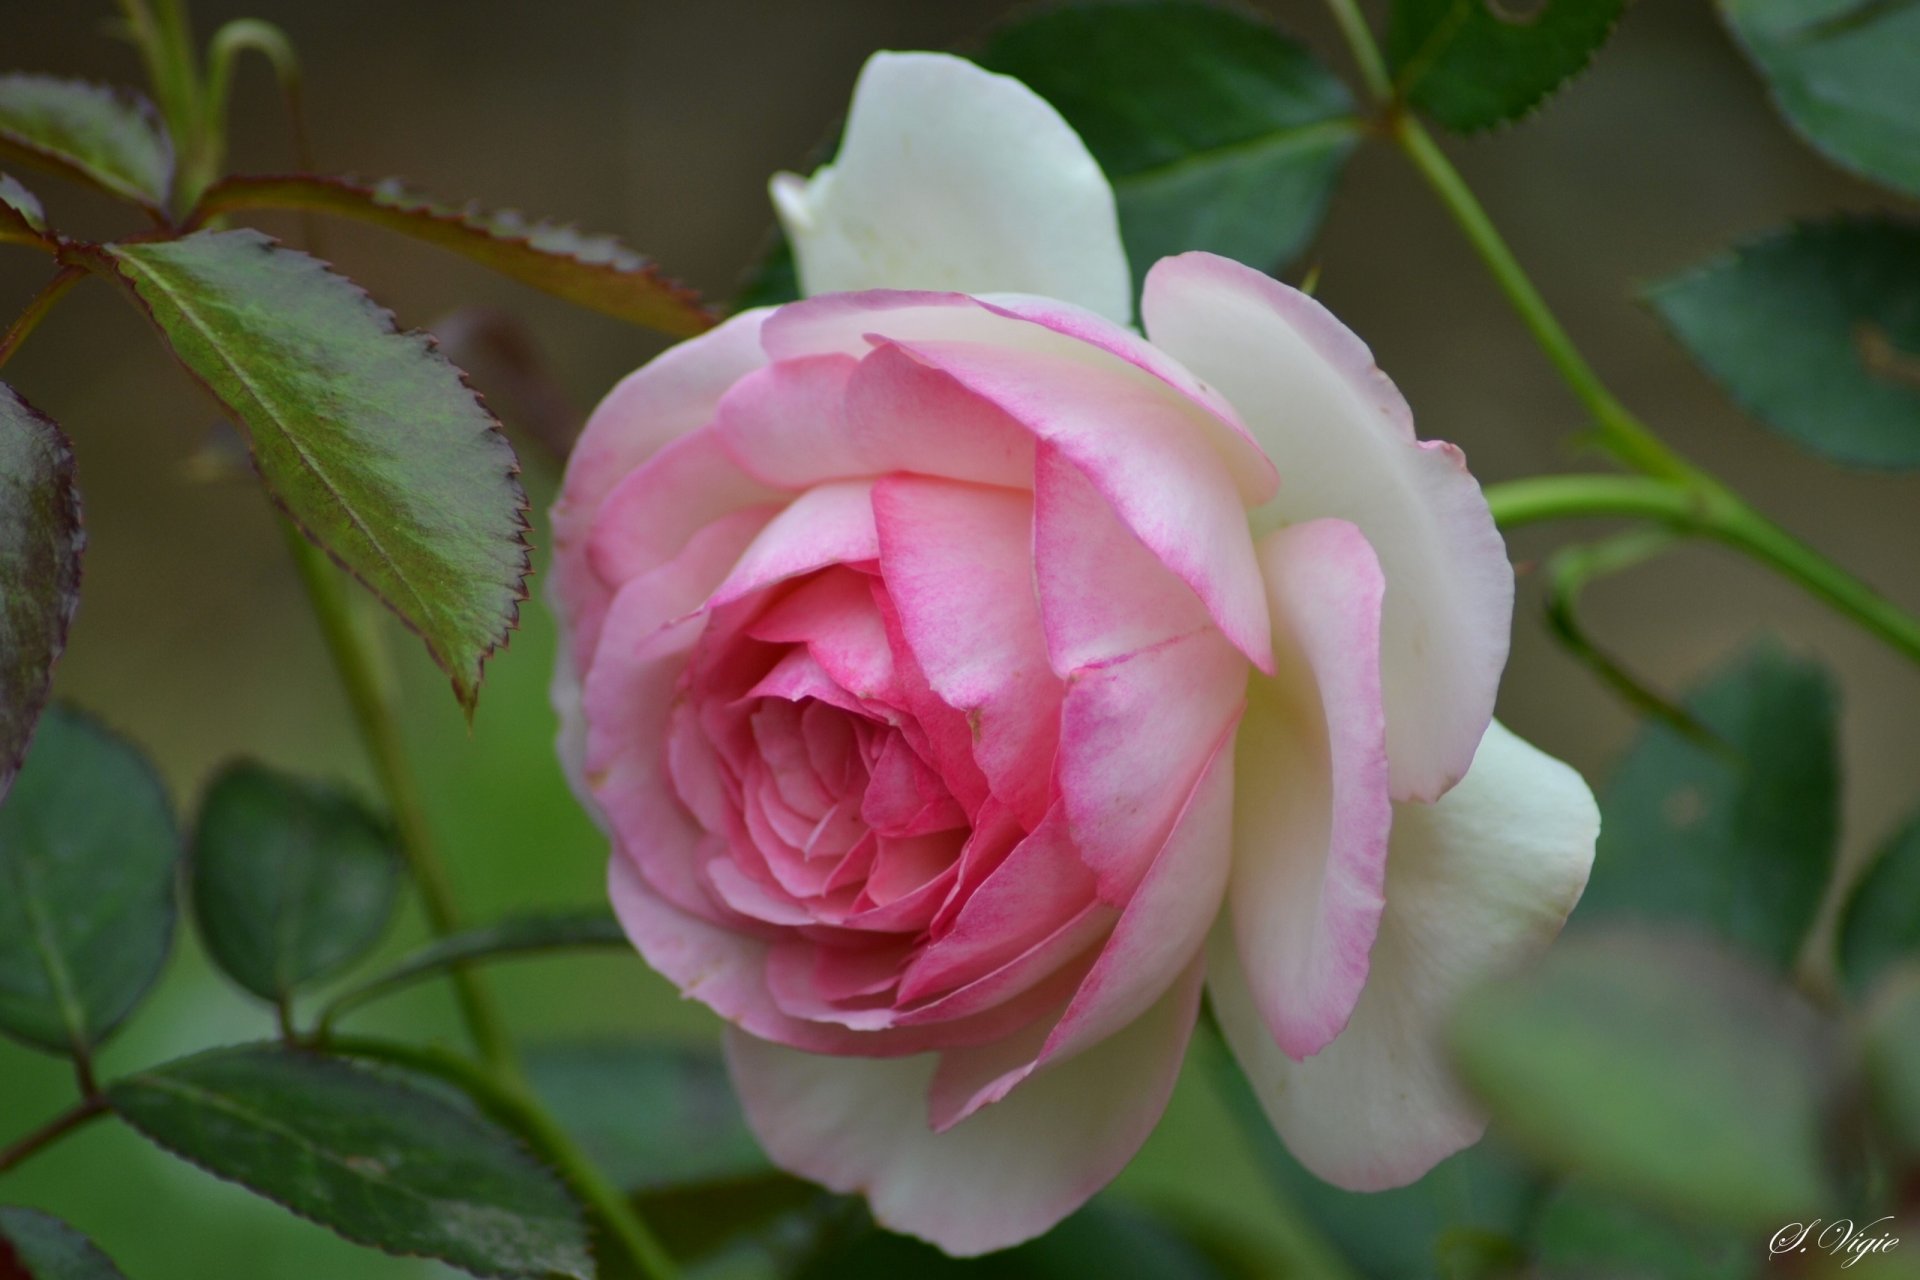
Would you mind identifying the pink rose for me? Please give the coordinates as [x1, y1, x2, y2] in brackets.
[552, 53, 1598, 1255]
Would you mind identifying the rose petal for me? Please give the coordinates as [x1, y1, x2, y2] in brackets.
[1228, 519, 1392, 1060]
[1142, 252, 1512, 801]
[769, 52, 1131, 324]
[726, 952, 1203, 1256]
[1209, 720, 1598, 1190]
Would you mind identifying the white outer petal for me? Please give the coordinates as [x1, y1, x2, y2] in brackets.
[771, 52, 1132, 324]
[1142, 252, 1513, 802]
[1210, 720, 1597, 1190]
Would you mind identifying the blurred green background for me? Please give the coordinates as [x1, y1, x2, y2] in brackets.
[2, 1, 1917, 1276]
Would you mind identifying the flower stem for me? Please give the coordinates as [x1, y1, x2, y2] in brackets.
[330, 1036, 681, 1280]
[1320, 1, 1920, 672]
[279, 521, 516, 1073]
[0, 1096, 107, 1175]
[0, 267, 84, 370]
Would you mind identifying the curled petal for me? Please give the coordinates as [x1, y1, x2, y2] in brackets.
[1143, 252, 1512, 801]
[1209, 721, 1598, 1190]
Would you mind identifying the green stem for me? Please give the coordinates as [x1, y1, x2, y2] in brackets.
[1488, 476, 1920, 665]
[0, 1095, 107, 1175]
[1320, 1, 1920, 671]
[279, 522, 516, 1072]
[1322, 0, 1393, 101]
[0, 266, 83, 370]
[330, 1036, 680, 1280]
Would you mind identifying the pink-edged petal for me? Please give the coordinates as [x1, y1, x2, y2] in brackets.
[885, 336, 1270, 670]
[1210, 720, 1598, 1190]
[708, 481, 879, 609]
[872, 477, 1061, 828]
[1057, 626, 1246, 902]
[1032, 442, 1211, 674]
[1142, 252, 1513, 802]
[749, 568, 897, 702]
[761, 289, 1277, 502]
[769, 52, 1131, 324]
[585, 427, 785, 611]
[716, 344, 1036, 490]
[726, 952, 1203, 1256]
[1228, 519, 1392, 1060]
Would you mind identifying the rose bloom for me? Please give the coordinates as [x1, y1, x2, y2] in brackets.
[551, 52, 1598, 1255]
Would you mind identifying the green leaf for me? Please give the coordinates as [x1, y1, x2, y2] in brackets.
[101, 229, 531, 713]
[196, 175, 715, 337]
[978, 0, 1359, 282]
[1528, 1183, 1758, 1280]
[0, 1207, 131, 1280]
[733, 230, 800, 313]
[632, 1171, 844, 1272]
[1720, 0, 1920, 197]
[319, 911, 627, 1030]
[0, 174, 48, 244]
[1647, 218, 1920, 470]
[1862, 965, 1920, 1162]
[106, 1044, 592, 1280]
[1389, 0, 1625, 132]
[1579, 639, 1839, 973]
[0, 75, 172, 211]
[525, 1040, 767, 1193]
[0, 706, 177, 1057]
[0, 384, 82, 798]
[189, 761, 401, 1004]
[1839, 814, 1920, 996]
[1450, 929, 1838, 1228]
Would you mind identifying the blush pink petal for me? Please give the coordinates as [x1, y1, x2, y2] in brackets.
[1032, 442, 1211, 675]
[872, 476, 1061, 828]
[1209, 721, 1597, 1190]
[1057, 625, 1247, 902]
[761, 288, 1277, 504]
[1142, 252, 1512, 802]
[1228, 519, 1393, 1060]
[708, 481, 881, 610]
[725, 952, 1204, 1257]
[883, 336, 1272, 671]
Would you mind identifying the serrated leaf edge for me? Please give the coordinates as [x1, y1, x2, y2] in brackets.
[0, 73, 174, 211]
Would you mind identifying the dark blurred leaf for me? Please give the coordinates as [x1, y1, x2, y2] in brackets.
[1529, 1182, 1757, 1280]
[0, 707, 176, 1057]
[320, 912, 627, 1030]
[1450, 929, 1838, 1228]
[795, 1199, 1239, 1279]
[190, 762, 401, 1003]
[196, 175, 715, 336]
[433, 307, 581, 465]
[1388, 0, 1625, 132]
[1647, 218, 1920, 469]
[734, 231, 801, 313]
[107, 1044, 592, 1280]
[0, 75, 172, 211]
[101, 229, 531, 714]
[1862, 966, 1920, 1162]
[525, 1039, 766, 1192]
[1838, 814, 1920, 996]
[0, 1207, 129, 1280]
[0, 384, 82, 799]
[1579, 640, 1838, 973]
[633, 1171, 842, 1271]
[1210, 1034, 1538, 1280]
[1721, 0, 1920, 197]
[979, 1, 1359, 282]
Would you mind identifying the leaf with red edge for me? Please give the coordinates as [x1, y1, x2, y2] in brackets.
[100, 230, 530, 713]
[0, 383, 83, 800]
[0, 75, 172, 212]
[0, 173, 50, 246]
[197, 174, 715, 336]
